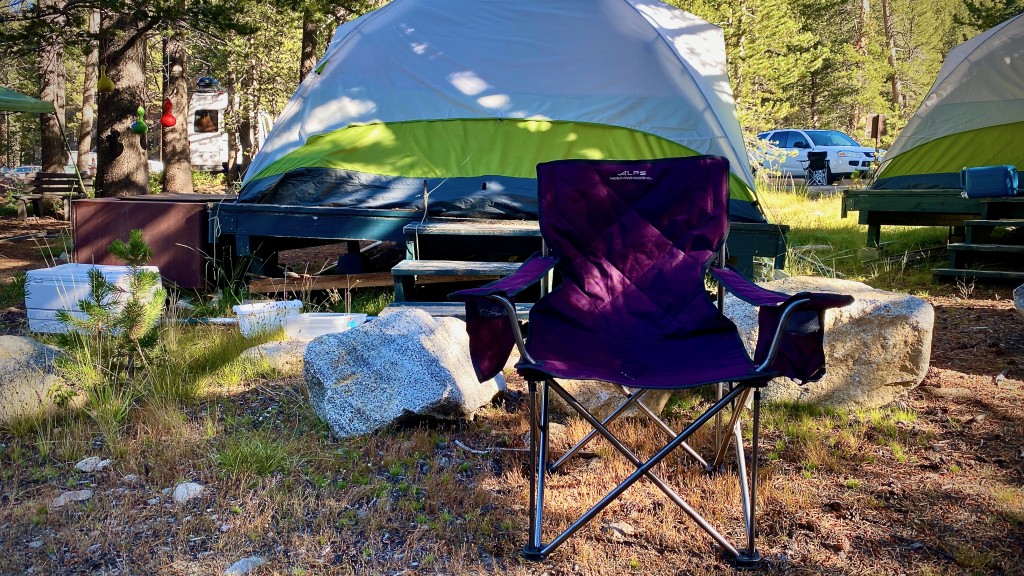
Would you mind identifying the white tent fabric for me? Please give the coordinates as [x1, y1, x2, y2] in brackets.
[883, 13, 1024, 160]
[242, 0, 755, 191]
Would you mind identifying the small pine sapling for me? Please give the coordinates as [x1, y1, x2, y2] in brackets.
[57, 229, 167, 380]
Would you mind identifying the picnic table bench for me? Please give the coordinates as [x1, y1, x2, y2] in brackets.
[15, 172, 90, 220]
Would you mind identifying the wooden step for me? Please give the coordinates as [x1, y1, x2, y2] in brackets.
[391, 259, 522, 276]
[385, 301, 532, 320]
[947, 243, 1024, 253]
[932, 268, 1024, 281]
[964, 219, 1024, 227]
[392, 259, 523, 301]
[404, 218, 540, 237]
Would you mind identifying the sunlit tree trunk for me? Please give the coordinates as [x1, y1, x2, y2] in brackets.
[96, 11, 151, 197]
[225, 70, 240, 185]
[882, 0, 904, 110]
[78, 9, 99, 178]
[850, 0, 871, 134]
[162, 31, 193, 193]
[38, 0, 67, 173]
[299, 8, 319, 82]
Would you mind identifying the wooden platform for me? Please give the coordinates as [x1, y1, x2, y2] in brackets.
[210, 206, 790, 295]
[841, 188, 982, 247]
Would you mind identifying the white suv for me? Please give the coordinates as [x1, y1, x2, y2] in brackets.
[756, 129, 876, 184]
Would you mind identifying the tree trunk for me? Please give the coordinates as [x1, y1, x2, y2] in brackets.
[225, 70, 240, 185]
[299, 8, 319, 82]
[96, 11, 151, 197]
[809, 74, 820, 128]
[161, 32, 193, 194]
[38, 0, 67, 174]
[881, 0, 904, 110]
[850, 0, 871, 134]
[78, 10, 99, 178]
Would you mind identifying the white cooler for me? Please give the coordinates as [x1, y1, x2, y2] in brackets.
[25, 263, 160, 333]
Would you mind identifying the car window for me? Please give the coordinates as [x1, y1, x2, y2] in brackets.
[790, 132, 810, 149]
[806, 130, 861, 147]
[767, 131, 790, 147]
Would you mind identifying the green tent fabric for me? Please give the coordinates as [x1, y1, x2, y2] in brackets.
[872, 13, 1024, 190]
[0, 87, 55, 114]
[239, 0, 767, 222]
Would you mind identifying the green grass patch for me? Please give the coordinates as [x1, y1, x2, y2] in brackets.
[215, 432, 295, 477]
[757, 185, 948, 291]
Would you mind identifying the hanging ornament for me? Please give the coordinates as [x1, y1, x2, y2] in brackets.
[160, 98, 176, 127]
[130, 105, 148, 135]
[97, 65, 115, 93]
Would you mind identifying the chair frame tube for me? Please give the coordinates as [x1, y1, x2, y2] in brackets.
[493, 274, 814, 568]
[526, 379, 751, 559]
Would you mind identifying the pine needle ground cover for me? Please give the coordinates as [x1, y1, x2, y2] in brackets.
[1, 192, 1022, 575]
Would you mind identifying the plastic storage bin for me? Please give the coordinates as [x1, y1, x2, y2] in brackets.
[961, 165, 1019, 198]
[25, 263, 160, 333]
[283, 313, 367, 341]
[232, 300, 302, 337]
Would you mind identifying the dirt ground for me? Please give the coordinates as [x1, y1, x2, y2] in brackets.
[1, 214, 1023, 574]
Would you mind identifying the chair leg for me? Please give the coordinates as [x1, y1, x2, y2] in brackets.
[732, 388, 763, 570]
[533, 379, 747, 559]
[524, 379, 550, 561]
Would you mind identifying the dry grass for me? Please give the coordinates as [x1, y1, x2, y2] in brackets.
[2, 326, 1022, 576]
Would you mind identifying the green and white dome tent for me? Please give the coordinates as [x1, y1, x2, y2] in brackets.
[238, 0, 766, 222]
[872, 12, 1024, 191]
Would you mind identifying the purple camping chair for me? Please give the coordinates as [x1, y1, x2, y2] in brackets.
[450, 156, 853, 568]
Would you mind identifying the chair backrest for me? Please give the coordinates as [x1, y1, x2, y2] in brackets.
[535, 156, 733, 343]
[806, 151, 828, 171]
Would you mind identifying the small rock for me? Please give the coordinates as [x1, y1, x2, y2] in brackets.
[173, 482, 205, 504]
[162, 487, 172, 495]
[927, 387, 974, 399]
[87, 543, 102, 555]
[220, 523, 231, 533]
[74, 456, 111, 473]
[602, 521, 635, 541]
[225, 556, 265, 575]
[28, 539, 44, 549]
[51, 489, 93, 508]
[121, 474, 142, 485]
[147, 498, 160, 506]
[966, 414, 987, 425]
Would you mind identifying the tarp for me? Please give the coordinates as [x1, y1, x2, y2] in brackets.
[872, 13, 1024, 190]
[0, 87, 55, 114]
[238, 0, 765, 222]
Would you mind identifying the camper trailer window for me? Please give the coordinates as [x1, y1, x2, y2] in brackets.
[195, 110, 218, 133]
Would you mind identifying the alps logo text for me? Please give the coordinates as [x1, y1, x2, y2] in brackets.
[610, 170, 652, 181]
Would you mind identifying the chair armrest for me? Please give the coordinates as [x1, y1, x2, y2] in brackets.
[449, 253, 558, 383]
[449, 252, 558, 302]
[712, 265, 853, 311]
[711, 266, 789, 307]
[712, 265, 854, 383]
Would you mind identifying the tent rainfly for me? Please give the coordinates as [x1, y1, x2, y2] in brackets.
[238, 0, 766, 222]
[872, 13, 1024, 191]
[1, 86, 87, 195]
[0, 88, 56, 114]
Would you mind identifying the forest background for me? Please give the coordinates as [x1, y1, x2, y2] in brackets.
[0, 0, 1020, 197]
